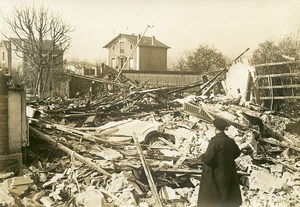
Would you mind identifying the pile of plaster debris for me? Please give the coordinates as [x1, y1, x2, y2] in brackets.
[1, 91, 300, 207]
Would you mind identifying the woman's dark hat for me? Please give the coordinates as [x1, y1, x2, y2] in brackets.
[212, 119, 228, 130]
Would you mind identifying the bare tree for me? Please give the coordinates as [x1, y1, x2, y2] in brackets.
[2, 3, 73, 97]
[252, 34, 300, 64]
[174, 44, 228, 73]
[251, 40, 280, 64]
[172, 57, 187, 71]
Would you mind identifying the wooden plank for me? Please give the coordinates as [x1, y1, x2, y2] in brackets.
[256, 72, 300, 78]
[53, 123, 121, 147]
[254, 60, 300, 68]
[259, 96, 300, 100]
[258, 84, 300, 89]
[154, 168, 250, 176]
[201, 80, 219, 95]
[133, 132, 163, 207]
[259, 138, 300, 153]
[64, 113, 96, 118]
[173, 154, 187, 168]
[66, 72, 126, 86]
[269, 158, 300, 172]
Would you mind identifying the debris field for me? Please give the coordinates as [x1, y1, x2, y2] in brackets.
[1, 64, 300, 207]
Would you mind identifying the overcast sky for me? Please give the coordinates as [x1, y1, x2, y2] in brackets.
[1, 0, 300, 65]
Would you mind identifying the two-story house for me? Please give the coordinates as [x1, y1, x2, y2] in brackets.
[103, 33, 170, 71]
[0, 38, 64, 75]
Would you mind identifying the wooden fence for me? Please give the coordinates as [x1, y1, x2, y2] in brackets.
[255, 60, 300, 109]
[123, 70, 204, 86]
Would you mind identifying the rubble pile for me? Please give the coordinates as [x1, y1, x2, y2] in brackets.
[1, 66, 300, 206]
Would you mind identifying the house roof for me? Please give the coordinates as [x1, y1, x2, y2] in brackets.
[103, 33, 170, 49]
[9, 38, 23, 48]
[1, 38, 61, 50]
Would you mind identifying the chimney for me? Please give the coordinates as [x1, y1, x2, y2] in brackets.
[151, 36, 155, 45]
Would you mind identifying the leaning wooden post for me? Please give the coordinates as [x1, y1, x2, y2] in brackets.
[30, 126, 111, 177]
[132, 132, 163, 207]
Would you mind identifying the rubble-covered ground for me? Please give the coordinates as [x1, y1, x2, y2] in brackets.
[1, 78, 300, 207]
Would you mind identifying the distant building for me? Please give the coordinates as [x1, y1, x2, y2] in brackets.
[0, 38, 63, 75]
[103, 33, 170, 71]
[65, 64, 99, 76]
[0, 38, 24, 74]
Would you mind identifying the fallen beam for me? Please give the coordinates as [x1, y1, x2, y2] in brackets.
[254, 60, 300, 68]
[30, 126, 111, 177]
[269, 157, 300, 172]
[154, 168, 250, 176]
[259, 138, 300, 153]
[133, 132, 163, 207]
[259, 96, 300, 100]
[258, 84, 300, 89]
[64, 113, 96, 118]
[66, 72, 127, 86]
[52, 123, 121, 147]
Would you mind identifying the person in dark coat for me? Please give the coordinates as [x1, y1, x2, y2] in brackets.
[198, 119, 242, 207]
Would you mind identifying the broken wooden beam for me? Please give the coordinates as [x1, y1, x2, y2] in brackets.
[133, 132, 163, 207]
[268, 157, 300, 172]
[259, 96, 300, 100]
[259, 138, 300, 153]
[52, 123, 121, 147]
[66, 72, 127, 86]
[64, 113, 96, 118]
[153, 168, 250, 176]
[30, 126, 111, 177]
[254, 60, 300, 68]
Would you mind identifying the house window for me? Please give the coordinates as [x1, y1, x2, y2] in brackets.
[111, 58, 116, 69]
[130, 44, 133, 50]
[112, 45, 115, 50]
[129, 58, 134, 70]
[120, 42, 124, 53]
[2, 52, 4, 60]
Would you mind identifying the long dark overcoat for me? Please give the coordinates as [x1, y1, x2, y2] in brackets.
[198, 132, 242, 207]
